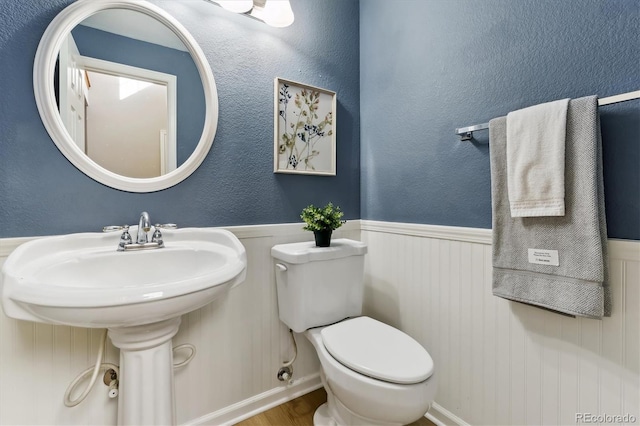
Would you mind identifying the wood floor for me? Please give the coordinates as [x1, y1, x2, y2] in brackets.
[235, 388, 436, 426]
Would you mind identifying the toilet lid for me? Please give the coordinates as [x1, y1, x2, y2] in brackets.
[321, 316, 434, 384]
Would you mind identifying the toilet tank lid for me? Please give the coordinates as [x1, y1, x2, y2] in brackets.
[271, 239, 367, 264]
[321, 316, 434, 384]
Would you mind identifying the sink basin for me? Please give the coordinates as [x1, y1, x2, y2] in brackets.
[1, 227, 247, 328]
[1, 225, 247, 425]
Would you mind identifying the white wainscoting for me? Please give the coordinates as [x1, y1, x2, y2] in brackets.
[0, 223, 360, 425]
[361, 220, 639, 426]
[1, 221, 638, 426]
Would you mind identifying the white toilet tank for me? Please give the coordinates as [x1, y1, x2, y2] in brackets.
[271, 239, 368, 333]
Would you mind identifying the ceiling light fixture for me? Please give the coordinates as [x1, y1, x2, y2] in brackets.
[210, 0, 294, 28]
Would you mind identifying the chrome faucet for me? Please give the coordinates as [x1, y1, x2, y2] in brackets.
[137, 211, 151, 244]
[103, 212, 177, 251]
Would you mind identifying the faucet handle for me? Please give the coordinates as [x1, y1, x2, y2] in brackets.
[154, 223, 178, 229]
[151, 228, 164, 247]
[150, 224, 174, 248]
[116, 226, 133, 251]
[103, 225, 130, 233]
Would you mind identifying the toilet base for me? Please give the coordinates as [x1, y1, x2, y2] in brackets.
[306, 326, 434, 426]
[313, 403, 336, 426]
[313, 397, 406, 426]
[315, 375, 405, 426]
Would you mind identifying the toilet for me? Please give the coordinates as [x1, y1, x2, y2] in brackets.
[272, 239, 437, 425]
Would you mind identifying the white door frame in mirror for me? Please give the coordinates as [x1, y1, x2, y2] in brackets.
[34, 0, 218, 192]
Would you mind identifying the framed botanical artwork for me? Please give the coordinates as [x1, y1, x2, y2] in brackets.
[274, 78, 336, 175]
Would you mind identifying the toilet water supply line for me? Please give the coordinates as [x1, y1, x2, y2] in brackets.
[278, 328, 298, 383]
[64, 329, 197, 407]
[283, 329, 298, 367]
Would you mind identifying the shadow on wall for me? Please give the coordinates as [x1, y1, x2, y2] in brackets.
[509, 296, 639, 376]
[600, 105, 640, 240]
[362, 275, 401, 329]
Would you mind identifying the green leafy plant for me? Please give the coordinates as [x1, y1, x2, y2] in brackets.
[300, 203, 345, 232]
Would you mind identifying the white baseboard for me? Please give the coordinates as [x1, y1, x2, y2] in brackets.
[182, 373, 464, 426]
[426, 402, 469, 426]
[182, 373, 323, 426]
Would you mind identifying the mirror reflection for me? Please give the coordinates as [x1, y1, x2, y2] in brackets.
[56, 9, 205, 178]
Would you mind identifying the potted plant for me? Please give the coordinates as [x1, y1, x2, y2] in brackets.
[300, 202, 345, 247]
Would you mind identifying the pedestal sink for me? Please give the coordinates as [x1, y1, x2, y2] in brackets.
[0, 227, 247, 425]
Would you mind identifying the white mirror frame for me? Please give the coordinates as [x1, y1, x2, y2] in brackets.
[34, 0, 218, 192]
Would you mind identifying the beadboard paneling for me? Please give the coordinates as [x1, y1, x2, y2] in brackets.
[361, 220, 640, 426]
[2, 221, 637, 426]
[0, 223, 360, 425]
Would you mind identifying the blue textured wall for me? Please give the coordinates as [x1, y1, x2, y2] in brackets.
[360, 0, 639, 240]
[72, 25, 204, 167]
[0, 0, 360, 237]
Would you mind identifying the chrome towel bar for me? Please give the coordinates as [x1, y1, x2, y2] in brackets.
[455, 90, 640, 141]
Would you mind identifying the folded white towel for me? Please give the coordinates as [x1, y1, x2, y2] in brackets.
[506, 98, 570, 217]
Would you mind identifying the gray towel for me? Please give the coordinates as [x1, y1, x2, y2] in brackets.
[490, 96, 611, 318]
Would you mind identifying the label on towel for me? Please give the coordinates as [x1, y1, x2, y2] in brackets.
[528, 248, 559, 266]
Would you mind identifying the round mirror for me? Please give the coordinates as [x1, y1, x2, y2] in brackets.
[34, 0, 218, 192]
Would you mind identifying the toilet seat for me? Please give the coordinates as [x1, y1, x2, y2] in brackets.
[321, 316, 434, 385]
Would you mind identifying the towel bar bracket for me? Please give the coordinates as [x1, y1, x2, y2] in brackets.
[460, 132, 473, 141]
[455, 123, 490, 141]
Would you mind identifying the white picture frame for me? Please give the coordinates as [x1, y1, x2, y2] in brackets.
[274, 78, 336, 175]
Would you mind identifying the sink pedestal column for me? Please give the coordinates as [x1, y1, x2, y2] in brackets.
[108, 317, 182, 426]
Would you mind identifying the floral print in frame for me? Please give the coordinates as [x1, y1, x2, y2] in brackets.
[274, 78, 336, 175]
